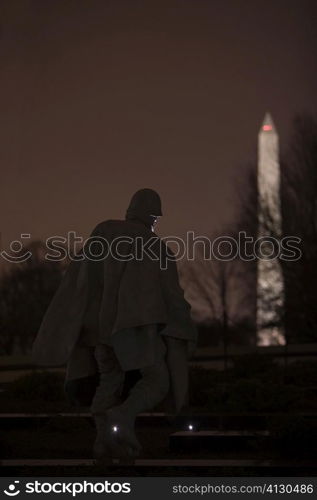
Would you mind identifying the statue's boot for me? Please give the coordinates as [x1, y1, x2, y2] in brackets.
[91, 340, 170, 460]
[109, 358, 170, 455]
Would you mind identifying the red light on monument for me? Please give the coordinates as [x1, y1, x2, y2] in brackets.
[263, 125, 272, 131]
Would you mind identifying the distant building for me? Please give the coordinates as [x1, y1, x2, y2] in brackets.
[256, 113, 285, 345]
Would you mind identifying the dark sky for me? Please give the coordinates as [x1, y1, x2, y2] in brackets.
[1, 0, 317, 250]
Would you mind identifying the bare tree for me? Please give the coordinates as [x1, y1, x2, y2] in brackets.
[180, 227, 256, 353]
[281, 113, 317, 343]
[0, 241, 64, 355]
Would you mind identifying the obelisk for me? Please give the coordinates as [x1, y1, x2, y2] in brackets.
[256, 112, 285, 345]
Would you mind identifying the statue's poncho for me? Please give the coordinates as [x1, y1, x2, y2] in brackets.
[32, 189, 197, 410]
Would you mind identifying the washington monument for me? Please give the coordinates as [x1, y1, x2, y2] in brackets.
[256, 113, 285, 345]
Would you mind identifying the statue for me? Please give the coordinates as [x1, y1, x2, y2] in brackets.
[32, 189, 197, 461]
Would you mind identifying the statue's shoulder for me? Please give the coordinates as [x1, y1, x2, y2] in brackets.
[91, 219, 124, 235]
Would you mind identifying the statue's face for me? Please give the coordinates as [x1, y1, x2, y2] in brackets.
[150, 215, 160, 232]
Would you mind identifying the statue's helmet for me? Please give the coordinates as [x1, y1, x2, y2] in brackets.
[126, 189, 162, 224]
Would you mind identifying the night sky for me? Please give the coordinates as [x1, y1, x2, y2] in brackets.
[1, 0, 317, 252]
